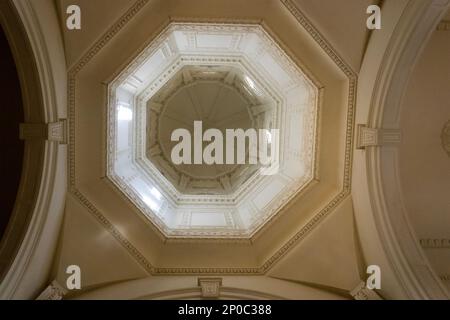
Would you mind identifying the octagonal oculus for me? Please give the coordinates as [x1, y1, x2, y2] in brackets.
[107, 23, 319, 238]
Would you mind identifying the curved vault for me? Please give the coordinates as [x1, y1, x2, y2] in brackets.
[107, 23, 319, 238]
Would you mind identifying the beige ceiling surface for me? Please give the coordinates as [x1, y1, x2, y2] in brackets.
[57, 0, 136, 66]
[57, 0, 373, 73]
[293, 0, 379, 72]
[268, 197, 363, 292]
[53, 195, 148, 289]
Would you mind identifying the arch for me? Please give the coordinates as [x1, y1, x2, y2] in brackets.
[73, 276, 347, 300]
[353, 0, 450, 299]
[0, 9, 25, 270]
[0, 0, 67, 299]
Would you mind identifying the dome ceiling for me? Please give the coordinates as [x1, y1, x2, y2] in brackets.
[148, 65, 258, 193]
[107, 23, 319, 238]
[68, 0, 356, 274]
[10, 0, 450, 300]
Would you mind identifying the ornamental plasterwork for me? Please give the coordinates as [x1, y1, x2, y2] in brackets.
[106, 22, 319, 238]
[350, 282, 383, 300]
[134, 55, 285, 206]
[198, 278, 222, 298]
[437, 20, 450, 31]
[68, 0, 357, 274]
[441, 120, 450, 157]
[36, 281, 67, 300]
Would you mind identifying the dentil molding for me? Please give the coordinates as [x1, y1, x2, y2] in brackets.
[437, 20, 450, 31]
[420, 238, 450, 248]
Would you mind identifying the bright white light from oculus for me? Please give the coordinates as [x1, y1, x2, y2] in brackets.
[245, 75, 257, 89]
[150, 187, 162, 200]
[266, 130, 273, 144]
[143, 195, 160, 212]
[118, 105, 133, 121]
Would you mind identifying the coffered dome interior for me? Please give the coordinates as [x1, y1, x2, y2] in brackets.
[107, 23, 319, 238]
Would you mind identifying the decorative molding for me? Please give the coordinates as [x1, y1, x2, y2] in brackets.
[36, 281, 67, 300]
[68, 0, 151, 186]
[437, 20, 450, 31]
[198, 278, 222, 298]
[48, 120, 67, 144]
[441, 120, 450, 157]
[0, 0, 67, 299]
[281, 0, 356, 78]
[420, 238, 450, 248]
[350, 282, 383, 300]
[20, 120, 67, 144]
[356, 125, 401, 149]
[75, 276, 335, 300]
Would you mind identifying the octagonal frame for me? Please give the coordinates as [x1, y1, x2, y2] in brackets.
[106, 22, 319, 239]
